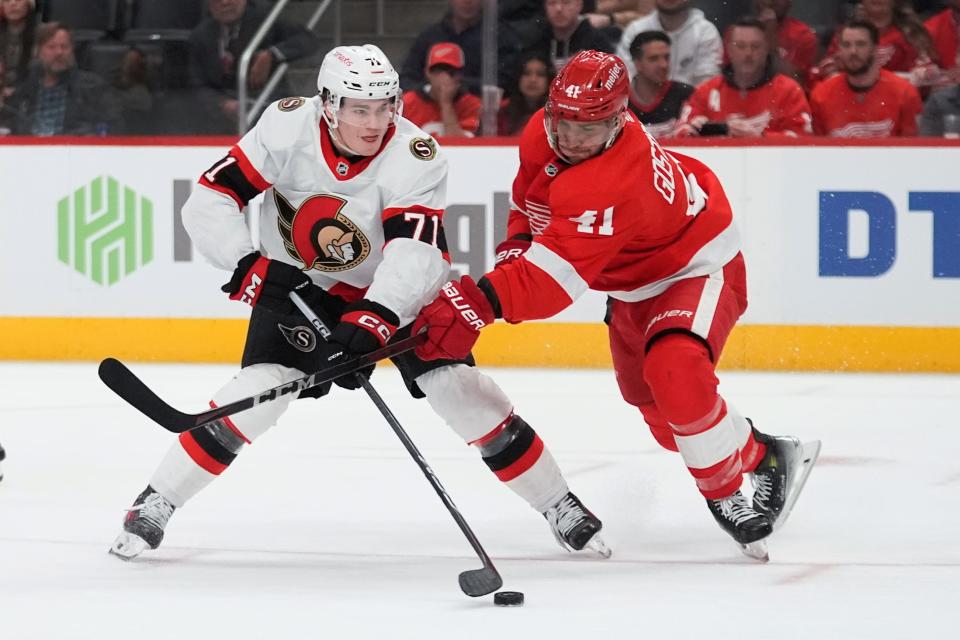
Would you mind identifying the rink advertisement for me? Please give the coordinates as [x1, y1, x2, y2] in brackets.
[1, 139, 958, 371]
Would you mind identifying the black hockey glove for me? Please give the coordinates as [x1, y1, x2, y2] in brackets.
[327, 299, 400, 390]
[221, 252, 311, 315]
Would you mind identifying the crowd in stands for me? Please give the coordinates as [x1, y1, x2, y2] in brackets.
[0, 0, 958, 138]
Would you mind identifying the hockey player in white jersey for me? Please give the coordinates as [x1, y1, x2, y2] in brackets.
[109, 45, 610, 561]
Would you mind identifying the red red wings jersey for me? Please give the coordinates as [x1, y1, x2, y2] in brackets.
[925, 8, 959, 70]
[723, 18, 817, 86]
[777, 17, 818, 84]
[810, 70, 922, 137]
[677, 71, 812, 137]
[826, 25, 920, 73]
[488, 110, 742, 322]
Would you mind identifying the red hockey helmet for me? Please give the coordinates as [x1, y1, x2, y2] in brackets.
[545, 50, 629, 161]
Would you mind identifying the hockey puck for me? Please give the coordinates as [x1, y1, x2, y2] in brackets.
[493, 591, 524, 606]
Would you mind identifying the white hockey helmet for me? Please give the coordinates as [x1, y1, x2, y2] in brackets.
[317, 44, 402, 128]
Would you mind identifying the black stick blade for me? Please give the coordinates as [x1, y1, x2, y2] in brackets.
[458, 567, 503, 597]
[98, 358, 195, 432]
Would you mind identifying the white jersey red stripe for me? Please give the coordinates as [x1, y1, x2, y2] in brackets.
[182, 96, 452, 325]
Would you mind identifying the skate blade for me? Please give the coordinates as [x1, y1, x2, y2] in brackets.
[108, 531, 150, 561]
[740, 539, 769, 563]
[773, 439, 821, 532]
[584, 532, 613, 559]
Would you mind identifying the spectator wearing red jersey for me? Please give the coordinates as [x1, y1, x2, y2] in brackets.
[627, 30, 693, 138]
[753, 0, 817, 88]
[402, 42, 482, 137]
[677, 16, 811, 138]
[811, 20, 922, 137]
[818, 0, 937, 83]
[924, 0, 959, 80]
[498, 52, 555, 136]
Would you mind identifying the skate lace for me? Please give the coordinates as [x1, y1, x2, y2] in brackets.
[128, 493, 174, 529]
[550, 496, 587, 536]
[716, 493, 758, 526]
[753, 474, 773, 507]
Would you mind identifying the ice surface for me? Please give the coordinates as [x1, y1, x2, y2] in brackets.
[1, 363, 957, 639]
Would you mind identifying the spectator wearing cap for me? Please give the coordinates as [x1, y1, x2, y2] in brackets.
[810, 20, 922, 137]
[676, 16, 811, 138]
[627, 30, 693, 138]
[5, 22, 123, 135]
[188, 0, 321, 133]
[617, 0, 722, 85]
[0, 0, 39, 105]
[402, 42, 482, 137]
[401, 0, 523, 96]
[524, 0, 615, 73]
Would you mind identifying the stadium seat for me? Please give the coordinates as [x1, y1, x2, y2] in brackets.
[124, 0, 204, 44]
[43, 0, 119, 42]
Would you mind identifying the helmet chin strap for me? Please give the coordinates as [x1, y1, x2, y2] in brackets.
[328, 122, 365, 157]
[321, 100, 366, 157]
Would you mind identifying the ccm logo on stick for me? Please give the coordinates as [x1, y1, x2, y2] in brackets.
[441, 282, 488, 330]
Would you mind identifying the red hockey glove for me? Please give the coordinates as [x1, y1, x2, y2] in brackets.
[494, 237, 531, 266]
[413, 276, 495, 361]
[328, 300, 399, 390]
[221, 252, 311, 314]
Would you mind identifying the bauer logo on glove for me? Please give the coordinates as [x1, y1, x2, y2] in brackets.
[441, 281, 489, 330]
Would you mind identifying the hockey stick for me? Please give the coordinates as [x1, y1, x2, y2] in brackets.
[288, 291, 503, 598]
[98, 332, 427, 434]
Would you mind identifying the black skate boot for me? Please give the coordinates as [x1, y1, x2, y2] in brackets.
[109, 486, 176, 560]
[0, 441, 5, 482]
[750, 423, 821, 531]
[707, 489, 772, 560]
[543, 492, 611, 558]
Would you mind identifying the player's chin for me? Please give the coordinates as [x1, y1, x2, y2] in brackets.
[355, 135, 385, 155]
[562, 149, 596, 164]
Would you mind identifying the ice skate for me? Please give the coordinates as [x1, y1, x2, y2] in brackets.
[109, 486, 176, 560]
[543, 492, 612, 558]
[707, 490, 772, 562]
[751, 427, 821, 531]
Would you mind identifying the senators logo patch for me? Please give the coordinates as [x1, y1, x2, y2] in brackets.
[278, 324, 317, 352]
[278, 97, 305, 112]
[275, 191, 370, 272]
[409, 137, 437, 161]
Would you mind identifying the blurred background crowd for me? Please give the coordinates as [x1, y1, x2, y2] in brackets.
[0, 0, 957, 138]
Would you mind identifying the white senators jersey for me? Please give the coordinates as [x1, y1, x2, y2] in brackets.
[182, 96, 451, 325]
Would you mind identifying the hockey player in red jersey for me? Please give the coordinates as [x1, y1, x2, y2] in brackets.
[109, 45, 609, 561]
[413, 50, 820, 559]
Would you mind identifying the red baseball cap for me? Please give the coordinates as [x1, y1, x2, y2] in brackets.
[426, 42, 465, 70]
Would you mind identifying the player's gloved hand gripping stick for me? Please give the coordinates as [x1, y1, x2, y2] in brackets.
[287, 290, 503, 598]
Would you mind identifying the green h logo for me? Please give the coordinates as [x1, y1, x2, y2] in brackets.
[57, 176, 154, 285]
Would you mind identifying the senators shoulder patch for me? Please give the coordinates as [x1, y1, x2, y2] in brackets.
[409, 137, 437, 161]
[277, 97, 305, 112]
